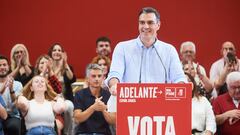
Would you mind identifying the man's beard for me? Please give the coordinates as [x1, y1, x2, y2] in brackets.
[0, 70, 10, 78]
[101, 50, 109, 56]
[0, 73, 8, 78]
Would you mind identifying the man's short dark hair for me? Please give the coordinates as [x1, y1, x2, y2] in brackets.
[0, 55, 11, 74]
[0, 55, 9, 64]
[96, 36, 111, 45]
[139, 7, 160, 22]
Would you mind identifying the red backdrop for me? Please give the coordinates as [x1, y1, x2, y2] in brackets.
[0, 0, 239, 78]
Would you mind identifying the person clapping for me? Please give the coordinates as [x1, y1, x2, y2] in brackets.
[17, 75, 66, 135]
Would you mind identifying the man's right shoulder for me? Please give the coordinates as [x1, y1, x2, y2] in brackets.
[76, 88, 90, 95]
[211, 58, 224, 67]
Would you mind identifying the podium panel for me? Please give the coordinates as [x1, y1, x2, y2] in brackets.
[116, 83, 192, 135]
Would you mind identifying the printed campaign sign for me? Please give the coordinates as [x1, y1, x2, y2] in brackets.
[116, 83, 192, 135]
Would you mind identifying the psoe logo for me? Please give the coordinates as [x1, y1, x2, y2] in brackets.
[165, 88, 175, 98]
[165, 87, 186, 99]
[176, 87, 186, 98]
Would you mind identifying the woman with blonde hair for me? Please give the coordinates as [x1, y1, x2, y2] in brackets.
[10, 44, 34, 86]
[17, 75, 66, 135]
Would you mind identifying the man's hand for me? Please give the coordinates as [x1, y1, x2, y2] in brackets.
[110, 84, 117, 96]
[224, 109, 240, 120]
[7, 76, 14, 91]
[227, 108, 240, 125]
[108, 77, 119, 95]
[92, 97, 107, 111]
[229, 117, 239, 125]
[224, 61, 237, 74]
[0, 80, 8, 94]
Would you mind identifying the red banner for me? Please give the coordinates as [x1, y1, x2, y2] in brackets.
[116, 83, 192, 135]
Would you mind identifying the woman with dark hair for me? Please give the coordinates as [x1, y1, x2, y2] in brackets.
[48, 43, 76, 135]
[16, 75, 66, 135]
[48, 43, 76, 102]
[185, 73, 216, 135]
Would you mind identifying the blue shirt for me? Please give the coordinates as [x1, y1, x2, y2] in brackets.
[106, 37, 186, 84]
[0, 80, 22, 118]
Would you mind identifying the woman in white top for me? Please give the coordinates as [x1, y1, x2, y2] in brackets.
[17, 75, 66, 135]
[185, 73, 216, 135]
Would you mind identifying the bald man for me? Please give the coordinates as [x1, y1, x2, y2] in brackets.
[210, 41, 240, 96]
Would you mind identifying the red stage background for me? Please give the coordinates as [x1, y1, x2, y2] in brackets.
[0, 0, 239, 78]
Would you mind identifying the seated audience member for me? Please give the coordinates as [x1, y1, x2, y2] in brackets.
[185, 73, 216, 135]
[74, 64, 113, 135]
[34, 55, 62, 94]
[96, 36, 112, 57]
[0, 95, 7, 135]
[212, 71, 240, 135]
[0, 55, 22, 135]
[48, 43, 76, 135]
[17, 75, 66, 135]
[91, 56, 115, 134]
[34, 54, 64, 134]
[48, 43, 76, 101]
[180, 41, 213, 93]
[91, 55, 111, 79]
[10, 44, 34, 86]
[183, 63, 213, 99]
[210, 41, 240, 96]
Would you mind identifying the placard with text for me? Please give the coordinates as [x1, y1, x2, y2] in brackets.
[116, 83, 192, 135]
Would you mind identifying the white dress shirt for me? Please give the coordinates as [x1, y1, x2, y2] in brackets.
[192, 96, 216, 134]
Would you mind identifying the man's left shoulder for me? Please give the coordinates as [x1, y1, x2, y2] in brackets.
[101, 88, 111, 97]
[156, 40, 176, 50]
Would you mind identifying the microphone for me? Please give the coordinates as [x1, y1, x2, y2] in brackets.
[153, 46, 168, 83]
[139, 47, 144, 83]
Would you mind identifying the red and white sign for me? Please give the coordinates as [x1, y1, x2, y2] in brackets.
[117, 83, 192, 135]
